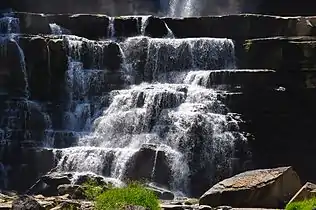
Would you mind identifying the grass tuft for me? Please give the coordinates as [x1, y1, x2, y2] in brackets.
[286, 197, 316, 210]
[95, 182, 160, 210]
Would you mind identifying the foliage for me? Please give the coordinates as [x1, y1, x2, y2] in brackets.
[286, 197, 316, 210]
[244, 40, 252, 52]
[82, 179, 108, 201]
[95, 182, 160, 210]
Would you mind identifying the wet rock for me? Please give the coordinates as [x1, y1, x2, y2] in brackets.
[19, 36, 51, 101]
[124, 144, 171, 187]
[288, 182, 316, 204]
[160, 204, 193, 210]
[15, 13, 51, 35]
[144, 16, 168, 38]
[41, 172, 72, 187]
[47, 14, 110, 40]
[199, 166, 301, 208]
[12, 195, 44, 210]
[113, 17, 139, 38]
[164, 15, 316, 39]
[146, 185, 174, 200]
[237, 37, 316, 91]
[57, 184, 86, 199]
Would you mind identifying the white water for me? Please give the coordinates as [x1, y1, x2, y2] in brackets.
[53, 36, 246, 195]
[49, 23, 63, 35]
[0, 16, 20, 34]
[168, 0, 199, 17]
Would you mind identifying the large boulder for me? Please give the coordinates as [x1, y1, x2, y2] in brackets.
[288, 182, 316, 204]
[199, 166, 301, 208]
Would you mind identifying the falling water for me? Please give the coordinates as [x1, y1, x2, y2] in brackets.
[0, 17, 20, 34]
[107, 17, 115, 38]
[49, 23, 63, 35]
[54, 36, 245, 195]
[168, 0, 199, 17]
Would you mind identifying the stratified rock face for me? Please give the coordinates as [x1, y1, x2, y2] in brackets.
[199, 167, 301, 208]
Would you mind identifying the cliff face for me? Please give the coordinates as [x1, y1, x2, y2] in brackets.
[1, 0, 315, 16]
[1, 0, 159, 15]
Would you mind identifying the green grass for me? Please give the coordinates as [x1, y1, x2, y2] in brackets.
[286, 197, 316, 210]
[84, 181, 160, 210]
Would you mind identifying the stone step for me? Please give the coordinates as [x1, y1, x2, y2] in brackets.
[237, 36, 316, 89]
[4, 13, 316, 40]
[185, 69, 276, 90]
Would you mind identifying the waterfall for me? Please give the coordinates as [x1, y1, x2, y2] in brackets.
[168, 0, 199, 17]
[54, 36, 246, 196]
[49, 23, 63, 35]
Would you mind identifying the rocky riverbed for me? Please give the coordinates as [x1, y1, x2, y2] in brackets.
[1, 166, 315, 210]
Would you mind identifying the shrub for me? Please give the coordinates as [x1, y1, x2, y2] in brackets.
[95, 182, 160, 210]
[286, 197, 316, 210]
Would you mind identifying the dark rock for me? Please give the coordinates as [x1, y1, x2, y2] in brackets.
[12, 195, 44, 210]
[199, 166, 301, 208]
[238, 37, 316, 89]
[288, 182, 316, 204]
[15, 13, 51, 35]
[47, 14, 109, 40]
[41, 172, 72, 187]
[57, 184, 86, 199]
[113, 17, 139, 38]
[124, 144, 171, 188]
[144, 16, 168, 38]
[19, 36, 51, 101]
[163, 15, 316, 39]
[0, 37, 28, 98]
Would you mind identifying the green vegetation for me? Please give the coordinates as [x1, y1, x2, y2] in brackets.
[83, 181, 160, 210]
[286, 198, 316, 210]
[82, 179, 108, 200]
[244, 40, 252, 52]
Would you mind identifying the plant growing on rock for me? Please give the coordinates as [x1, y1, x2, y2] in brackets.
[286, 197, 316, 210]
[82, 179, 110, 200]
[95, 182, 160, 210]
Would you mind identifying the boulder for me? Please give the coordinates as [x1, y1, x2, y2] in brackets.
[124, 144, 171, 187]
[15, 13, 51, 35]
[41, 172, 72, 187]
[199, 166, 301, 208]
[12, 196, 44, 210]
[288, 182, 316, 204]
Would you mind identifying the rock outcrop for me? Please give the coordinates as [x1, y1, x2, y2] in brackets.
[199, 166, 301, 208]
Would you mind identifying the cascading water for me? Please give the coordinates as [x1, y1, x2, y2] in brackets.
[168, 0, 199, 17]
[53, 35, 246, 196]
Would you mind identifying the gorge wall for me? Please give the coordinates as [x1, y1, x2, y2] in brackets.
[2, 0, 315, 16]
[1, 11, 316, 198]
